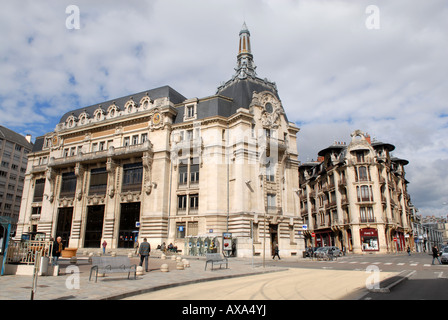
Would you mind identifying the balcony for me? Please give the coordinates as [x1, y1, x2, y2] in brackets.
[359, 217, 377, 224]
[38, 141, 152, 170]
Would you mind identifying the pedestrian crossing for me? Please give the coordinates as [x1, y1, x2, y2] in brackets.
[305, 259, 445, 269]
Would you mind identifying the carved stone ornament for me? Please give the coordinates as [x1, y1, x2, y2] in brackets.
[149, 109, 164, 131]
[253, 91, 284, 129]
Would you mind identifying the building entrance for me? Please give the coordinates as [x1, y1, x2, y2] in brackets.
[269, 224, 278, 256]
[84, 205, 105, 248]
[56, 207, 73, 247]
[118, 202, 140, 248]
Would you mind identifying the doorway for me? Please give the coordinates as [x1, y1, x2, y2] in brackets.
[118, 202, 140, 248]
[56, 207, 73, 248]
[269, 224, 278, 256]
[84, 205, 105, 248]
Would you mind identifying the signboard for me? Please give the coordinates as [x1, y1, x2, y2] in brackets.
[302, 224, 308, 230]
[135, 221, 140, 227]
[223, 232, 232, 251]
[311, 232, 315, 238]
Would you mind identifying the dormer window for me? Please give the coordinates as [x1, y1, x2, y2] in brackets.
[183, 102, 197, 121]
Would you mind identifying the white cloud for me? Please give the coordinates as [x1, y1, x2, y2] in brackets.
[0, 0, 447, 216]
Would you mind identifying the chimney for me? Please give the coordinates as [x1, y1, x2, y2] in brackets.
[25, 134, 32, 143]
[365, 134, 371, 145]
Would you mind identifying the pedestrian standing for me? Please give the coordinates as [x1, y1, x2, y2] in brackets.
[134, 240, 139, 255]
[139, 238, 151, 272]
[272, 243, 281, 260]
[102, 240, 107, 254]
[407, 246, 411, 256]
[52, 236, 64, 266]
[432, 245, 441, 265]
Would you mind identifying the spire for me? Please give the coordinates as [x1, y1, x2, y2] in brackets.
[235, 22, 257, 79]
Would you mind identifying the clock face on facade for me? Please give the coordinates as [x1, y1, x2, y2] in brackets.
[265, 102, 273, 113]
[153, 113, 161, 125]
[52, 136, 58, 146]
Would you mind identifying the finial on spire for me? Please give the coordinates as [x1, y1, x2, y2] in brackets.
[235, 22, 257, 79]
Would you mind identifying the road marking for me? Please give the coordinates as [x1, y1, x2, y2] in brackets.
[397, 263, 405, 266]
[410, 263, 418, 266]
[384, 263, 392, 265]
[424, 264, 431, 267]
[435, 272, 443, 279]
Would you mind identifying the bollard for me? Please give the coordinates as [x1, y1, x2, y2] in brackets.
[160, 264, 169, 272]
[176, 262, 184, 270]
[136, 266, 144, 276]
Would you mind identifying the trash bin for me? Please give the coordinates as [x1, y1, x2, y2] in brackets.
[39, 256, 49, 276]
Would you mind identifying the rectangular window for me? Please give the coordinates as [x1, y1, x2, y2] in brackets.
[178, 195, 187, 211]
[141, 133, 148, 144]
[266, 163, 275, 182]
[60, 172, 77, 197]
[176, 222, 186, 238]
[132, 135, 139, 145]
[122, 162, 143, 192]
[267, 193, 276, 208]
[33, 178, 46, 202]
[190, 163, 199, 184]
[189, 194, 199, 210]
[89, 167, 108, 195]
[359, 206, 375, 223]
[179, 162, 188, 185]
[187, 221, 198, 236]
[186, 105, 195, 118]
[123, 137, 130, 147]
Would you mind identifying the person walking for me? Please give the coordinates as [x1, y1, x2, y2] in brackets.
[52, 236, 64, 266]
[432, 245, 441, 265]
[139, 238, 151, 272]
[272, 243, 281, 260]
[407, 246, 411, 256]
[102, 240, 107, 255]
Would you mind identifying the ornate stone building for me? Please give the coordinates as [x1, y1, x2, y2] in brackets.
[298, 130, 414, 254]
[16, 24, 304, 257]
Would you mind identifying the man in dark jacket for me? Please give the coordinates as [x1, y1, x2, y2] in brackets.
[52, 236, 64, 266]
[139, 238, 151, 272]
[432, 245, 441, 265]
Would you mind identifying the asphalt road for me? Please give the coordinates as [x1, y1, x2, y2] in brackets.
[125, 252, 447, 300]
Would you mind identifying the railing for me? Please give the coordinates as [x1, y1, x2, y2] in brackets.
[6, 240, 53, 265]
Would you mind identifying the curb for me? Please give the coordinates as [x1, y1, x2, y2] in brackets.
[368, 270, 416, 293]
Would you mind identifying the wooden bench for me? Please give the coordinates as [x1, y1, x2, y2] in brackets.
[89, 256, 137, 282]
[205, 253, 228, 271]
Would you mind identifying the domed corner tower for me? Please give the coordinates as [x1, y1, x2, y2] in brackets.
[211, 23, 303, 258]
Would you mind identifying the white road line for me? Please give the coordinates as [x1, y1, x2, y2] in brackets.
[424, 264, 431, 267]
[397, 263, 405, 266]
[410, 263, 418, 266]
[384, 263, 392, 265]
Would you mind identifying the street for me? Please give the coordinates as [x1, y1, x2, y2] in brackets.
[125, 252, 448, 300]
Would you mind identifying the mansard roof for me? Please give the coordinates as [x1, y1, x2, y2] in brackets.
[58, 85, 186, 124]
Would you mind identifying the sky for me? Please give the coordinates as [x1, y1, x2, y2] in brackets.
[0, 0, 447, 217]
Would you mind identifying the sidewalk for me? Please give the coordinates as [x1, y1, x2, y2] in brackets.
[0, 253, 286, 300]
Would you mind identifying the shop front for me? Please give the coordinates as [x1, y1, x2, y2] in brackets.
[360, 228, 379, 252]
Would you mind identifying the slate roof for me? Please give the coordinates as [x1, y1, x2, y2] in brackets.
[58, 85, 187, 124]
